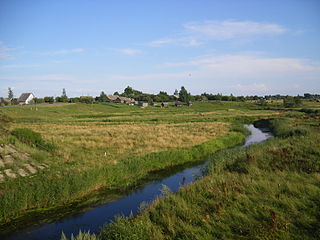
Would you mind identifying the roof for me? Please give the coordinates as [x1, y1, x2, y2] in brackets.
[18, 93, 34, 102]
[107, 95, 119, 101]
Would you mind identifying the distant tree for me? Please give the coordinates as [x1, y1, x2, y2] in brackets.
[124, 86, 133, 95]
[113, 91, 120, 96]
[61, 88, 68, 102]
[99, 91, 108, 102]
[174, 89, 179, 95]
[79, 96, 94, 104]
[55, 96, 62, 102]
[284, 96, 302, 108]
[44, 96, 54, 104]
[8, 87, 13, 99]
[179, 86, 191, 103]
[69, 97, 80, 103]
[157, 91, 170, 102]
[34, 98, 45, 104]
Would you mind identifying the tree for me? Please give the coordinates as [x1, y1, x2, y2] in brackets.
[283, 96, 302, 108]
[179, 86, 191, 103]
[8, 87, 13, 99]
[124, 86, 133, 95]
[44, 96, 54, 104]
[61, 88, 68, 102]
[99, 91, 108, 102]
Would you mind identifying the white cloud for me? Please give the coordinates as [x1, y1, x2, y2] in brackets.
[40, 48, 84, 56]
[231, 83, 269, 92]
[184, 20, 286, 40]
[149, 20, 286, 47]
[116, 48, 141, 55]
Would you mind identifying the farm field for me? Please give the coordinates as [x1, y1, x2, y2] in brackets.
[0, 100, 319, 237]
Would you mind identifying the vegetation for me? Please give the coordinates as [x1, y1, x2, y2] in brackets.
[1, 99, 319, 238]
[0, 101, 270, 230]
[98, 116, 320, 240]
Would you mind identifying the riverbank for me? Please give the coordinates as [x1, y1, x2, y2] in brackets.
[98, 117, 320, 240]
[0, 101, 261, 233]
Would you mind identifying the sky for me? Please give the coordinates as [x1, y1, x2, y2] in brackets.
[0, 0, 320, 97]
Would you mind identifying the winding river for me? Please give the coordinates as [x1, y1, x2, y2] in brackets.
[2, 124, 272, 240]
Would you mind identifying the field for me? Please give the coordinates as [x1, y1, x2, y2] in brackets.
[0, 100, 319, 238]
[92, 105, 320, 240]
[0, 101, 282, 227]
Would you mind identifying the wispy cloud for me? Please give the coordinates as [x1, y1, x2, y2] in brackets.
[116, 48, 141, 55]
[231, 83, 269, 92]
[39, 48, 84, 56]
[184, 20, 286, 40]
[149, 20, 286, 47]
[0, 42, 18, 60]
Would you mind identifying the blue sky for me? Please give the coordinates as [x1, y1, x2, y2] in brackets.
[0, 0, 319, 97]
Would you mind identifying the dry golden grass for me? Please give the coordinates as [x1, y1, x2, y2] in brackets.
[11, 121, 229, 168]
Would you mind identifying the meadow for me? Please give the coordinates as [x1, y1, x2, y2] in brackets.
[0, 100, 319, 237]
[0, 101, 281, 228]
[95, 107, 320, 240]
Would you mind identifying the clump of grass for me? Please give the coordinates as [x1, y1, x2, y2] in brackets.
[61, 231, 97, 240]
[10, 128, 55, 152]
[255, 118, 310, 137]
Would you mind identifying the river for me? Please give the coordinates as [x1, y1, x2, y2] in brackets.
[2, 124, 272, 240]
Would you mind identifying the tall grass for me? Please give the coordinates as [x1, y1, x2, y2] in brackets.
[98, 119, 320, 240]
[0, 131, 244, 228]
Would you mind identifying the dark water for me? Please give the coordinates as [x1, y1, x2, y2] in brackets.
[2, 125, 272, 240]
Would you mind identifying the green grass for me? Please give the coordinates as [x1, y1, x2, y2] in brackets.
[97, 117, 320, 240]
[1, 100, 318, 236]
[0, 101, 261, 228]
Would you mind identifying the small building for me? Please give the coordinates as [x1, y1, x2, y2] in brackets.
[18, 93, 35, 105]
[161, 102, 168, 108]
[138, 102, 148, 108]
[106, 95, 119, 102]
[175, 101, 183, 107]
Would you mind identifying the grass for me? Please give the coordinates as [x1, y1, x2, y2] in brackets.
[96, 115, 320, 240]
[1, 100, 318, 237]
[0, 101, 277, 228]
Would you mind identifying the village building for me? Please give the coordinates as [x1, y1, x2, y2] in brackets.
[161, 102, 169, 108]
[18, 93, 35, 105]
[106, 95, 119, 102]
[138, 102, 148, 108]
[175, 101, 183, 107]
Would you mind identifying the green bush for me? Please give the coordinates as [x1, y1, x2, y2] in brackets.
[11, 128, 55, 151]
[254, 118, 309, 138]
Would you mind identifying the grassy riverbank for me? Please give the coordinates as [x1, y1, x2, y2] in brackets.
[97, 114, 320, 239]
[0, 101, 272, 228]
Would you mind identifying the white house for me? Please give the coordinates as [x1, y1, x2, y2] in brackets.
[18, 93, 35, 104]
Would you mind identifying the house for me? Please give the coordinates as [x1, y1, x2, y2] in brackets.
[175, 101, 183, 107]
[138, 102, 148, 108]
[106, 95, 119, 102]
[161, 102, 168, 108]
[18, 93, 35, 105]
[106, 95, 135, 105]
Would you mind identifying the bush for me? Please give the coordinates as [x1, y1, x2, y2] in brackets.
[11, 128, 55, 151]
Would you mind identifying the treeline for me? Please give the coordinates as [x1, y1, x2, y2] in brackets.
[4, 86, 320, 106]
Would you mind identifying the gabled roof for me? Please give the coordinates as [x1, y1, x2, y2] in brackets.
[18, 93, 33, 102]
[107, 95, 119, 101]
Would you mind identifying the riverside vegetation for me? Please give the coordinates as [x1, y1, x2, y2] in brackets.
[0, 100, 319, 239]
[71, 101, 319, 240]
